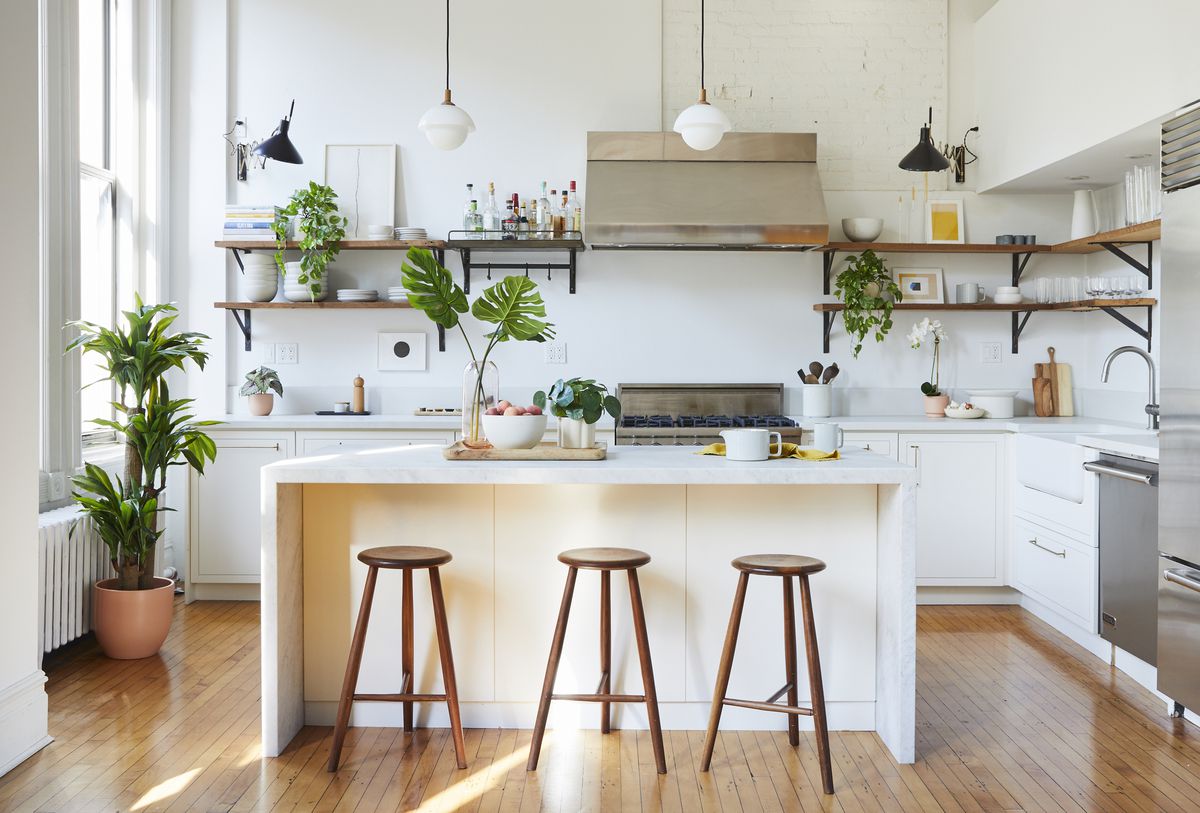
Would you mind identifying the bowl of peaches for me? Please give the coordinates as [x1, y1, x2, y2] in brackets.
[481, 399, 548, 449]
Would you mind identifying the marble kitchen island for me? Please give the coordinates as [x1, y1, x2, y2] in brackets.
[260, 444, 917, 763]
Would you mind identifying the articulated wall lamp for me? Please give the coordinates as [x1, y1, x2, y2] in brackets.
[899, 106, 951, 172]
[224, 101, 304, 182]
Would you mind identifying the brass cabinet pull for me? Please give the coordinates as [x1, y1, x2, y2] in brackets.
[1029, 538, 1066, 558]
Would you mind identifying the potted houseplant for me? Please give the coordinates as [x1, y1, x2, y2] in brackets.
[533, 378, 621, 449]
[401, 248, 554, 447]
[272, 181, 347, 302]
[67, 297, 219, 659]
[833, 249, 902, 357]
[240, 365, 283, 416]
[908, 317, 949, 416]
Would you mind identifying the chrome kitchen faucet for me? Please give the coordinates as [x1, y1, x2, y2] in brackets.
[1101, 345, 1159, 430]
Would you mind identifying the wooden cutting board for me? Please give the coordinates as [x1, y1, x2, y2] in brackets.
[1033, 376, 1055, 417]
[1050, 347, 1074, 416]
[443, 441, 607, 461]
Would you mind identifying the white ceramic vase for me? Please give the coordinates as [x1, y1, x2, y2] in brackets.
[558, 417, 596, 449]
[282, 261, 329, 302]
[1070, 190, 1097, 240]
[802, 383, 833, 418]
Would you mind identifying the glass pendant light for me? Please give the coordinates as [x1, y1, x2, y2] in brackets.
[899, 107, 950, 172]
[418, 0, 475, 151]
[673, 0, 730, 151]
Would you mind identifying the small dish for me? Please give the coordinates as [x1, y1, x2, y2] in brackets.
[944, 404, 987, 419]
[842, 217, 884, 242]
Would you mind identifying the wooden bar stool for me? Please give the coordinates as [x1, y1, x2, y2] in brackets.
[700, 554, 834, 795]
[527, 547, 667, 774]
[327, 546, 466, 772]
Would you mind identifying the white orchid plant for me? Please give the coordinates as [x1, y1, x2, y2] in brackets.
[908, 318, 947, 397]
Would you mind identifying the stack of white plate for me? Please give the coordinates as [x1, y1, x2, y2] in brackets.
[394, 226, 428, 241]
[386, 286, 410, 302]
[336, 289, 379, 302]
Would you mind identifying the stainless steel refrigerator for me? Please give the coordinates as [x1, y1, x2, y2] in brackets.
[1157, 104, 1200, 713]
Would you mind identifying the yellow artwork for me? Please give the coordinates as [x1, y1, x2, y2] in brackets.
[928, 201, 963, 243]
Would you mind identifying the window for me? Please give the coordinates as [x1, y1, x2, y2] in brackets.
[77, 0, 117, 448]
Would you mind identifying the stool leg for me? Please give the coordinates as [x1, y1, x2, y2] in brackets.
[627, 569, 667, 774]
[527, 566, 578, 771]
[328, 565, 379, 772]
[700, 571, 749, 772]
[402, 568, 414, 733]
[799, 573, 834, 795]
[600, 569, 611, 735]
[428, 567, 467, 770]
[782, 575, 800, 747]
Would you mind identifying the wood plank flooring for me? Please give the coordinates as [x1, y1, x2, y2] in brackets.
[2, 600, 1199, 811]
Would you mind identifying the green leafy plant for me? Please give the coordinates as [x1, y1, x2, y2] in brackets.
[272, 181, 347, 299]
[833, 249, 902, 357]
[908, 318, 947, 396]
[240, 365, 283, 397]
[533, 379, 621, 425]
[67, 297, 220, 590]
[401, 248, 554, 442]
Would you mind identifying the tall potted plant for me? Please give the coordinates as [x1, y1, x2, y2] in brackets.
[272, 181, 347, 301]
[67, 297, 219, 659]
[834, 249, 902, 357]
[401, 248, 554, 447]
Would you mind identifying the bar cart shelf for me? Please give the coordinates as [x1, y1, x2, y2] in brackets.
[445, 231, 585, 294]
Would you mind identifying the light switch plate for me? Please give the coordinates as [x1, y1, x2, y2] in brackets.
[378, 332, 427, 371]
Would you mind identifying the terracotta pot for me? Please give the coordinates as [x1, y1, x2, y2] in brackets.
[248, 393, 274, 416]
[924, 393, 950, 417]
[93, 577, 175, 659]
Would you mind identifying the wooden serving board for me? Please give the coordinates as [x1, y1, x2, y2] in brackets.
[442, 441, 608, 461]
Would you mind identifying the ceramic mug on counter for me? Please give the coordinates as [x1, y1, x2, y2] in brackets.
[719, 428, 784, 461]
[812, 422, 844, 452]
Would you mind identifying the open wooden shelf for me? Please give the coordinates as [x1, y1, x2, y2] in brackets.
[214, 300, 412, 310]
[1050, 220, 1160, 254]
[214, 239, 445, 250]
[812, 298, 1156, 313]
[821, 241, 1051, 254]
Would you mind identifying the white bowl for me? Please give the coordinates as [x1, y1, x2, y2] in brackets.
[481, 413, 547, 449]
[967, 391, 1016, 419]
[945, 405, 987, 419]
[841, 217, 884, 242]
[993, 294, 1024, 305]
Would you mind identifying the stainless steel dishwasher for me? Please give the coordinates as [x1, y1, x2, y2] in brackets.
[1085, 454, 1159, 665]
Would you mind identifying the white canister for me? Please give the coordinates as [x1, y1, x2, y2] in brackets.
[558, 416, 596, 449]
[967, 390, 1017, 419]
[1070, 189, 1097, 240]
[802, 383, 833, 418]
[719, 428, 784, 461]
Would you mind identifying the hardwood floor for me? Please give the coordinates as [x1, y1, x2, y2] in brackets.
[2, 600, 1199, 811]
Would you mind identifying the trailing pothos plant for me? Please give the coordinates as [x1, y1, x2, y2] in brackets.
[272, 181, 347, 299]
[67, 297, 220, 590]
[534, 379, 621, 425]
[833, 249, 902, 357]
[401, 248, 554, 443]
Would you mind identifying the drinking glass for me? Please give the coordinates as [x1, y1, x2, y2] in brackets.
[1068, 277, 1085, 302]
[1107, 277, 1128, 299]
[1085, 276, 1105, 298]
[1127, 276, 1145, 298]
[1054, 277, 1069, 304]
[1036, 278, 1052, 304]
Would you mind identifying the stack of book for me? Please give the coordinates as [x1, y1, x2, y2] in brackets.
[223, 205, 277, 241]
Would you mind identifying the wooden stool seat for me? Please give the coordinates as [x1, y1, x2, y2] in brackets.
[357, 545, 452, 569]
[557, 547, 651, 570]
[732, 553, 826, 577]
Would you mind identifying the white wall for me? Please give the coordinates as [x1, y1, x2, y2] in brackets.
[1, 0, 50, 776]
[975, 0, 1200, 191]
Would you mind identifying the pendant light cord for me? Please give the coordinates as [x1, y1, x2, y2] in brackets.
[700, 0, 706, 91]
[445, 0, 451, 93]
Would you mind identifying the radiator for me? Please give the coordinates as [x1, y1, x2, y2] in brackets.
[38, 507, 109, 654]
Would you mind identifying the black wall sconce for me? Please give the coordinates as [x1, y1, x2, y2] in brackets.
[223, 100, 304, 182]
[942, 126, 979, 184]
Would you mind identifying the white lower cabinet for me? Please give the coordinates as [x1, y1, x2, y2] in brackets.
[297, 429, 456, 456]
[1010, 516, 1097, 632]
[901, 433, 1006, 586]
[843, 432, 898, 460]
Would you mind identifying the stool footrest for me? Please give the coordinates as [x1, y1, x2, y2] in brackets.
[552, 692, 646, 703]
[764, 682, 794, 705]
[723, 697, 814, 717]
[353, 692, 447, 703]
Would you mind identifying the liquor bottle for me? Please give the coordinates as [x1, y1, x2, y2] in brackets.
[528, 198, 539, 239]
[501, 201, 518, 239]
[567, 180, 583, 235]
[518, 200, 531, 238]
[548, 189, 561, 238]
[469, 200, 482, 236]
[557, 191, 570, 237]
[537, 182, 552, 238]
[462, 183, 474, 234]
[482, 182, 499, 235]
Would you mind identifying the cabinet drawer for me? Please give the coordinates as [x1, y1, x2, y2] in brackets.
[1011, 517, 1097, 631]
[843, 432, 897, 460]
[297, 430, 454, 456]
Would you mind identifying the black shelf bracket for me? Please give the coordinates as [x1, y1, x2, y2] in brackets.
[437, 324, 446, 352]
[1100, 305, 1153, 350]
[1098, 241, 1153, 288]
[822, 311, 837, 354]
[457, 248, 578, 294]
[1011, 252, 1035, 286]
[822, 250, 838, 295]
[1011, 310, 1033, 353]
[230, 308, 252, 351]
[230, 247, 249, 273]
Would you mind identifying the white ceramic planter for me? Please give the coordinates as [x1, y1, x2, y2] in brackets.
[239, 254, 279, 302]
[802, 383, 833, 418]
[558, 417, 596, 449]
[282, 261, 329, 302]
[1070, 189, 1097, 239]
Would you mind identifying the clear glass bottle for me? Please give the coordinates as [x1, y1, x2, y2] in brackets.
[468, 200, 482, 236]
[462, 183, 474, 234]
[518, 200, 530, 238]
[538, 182, 552, 239]
[461, 360, 498, 448]
[555, 191, 569, 237]
[482, 181, 499, 235]
[567, 180, 583, 235]
[528, 198, 539, 239]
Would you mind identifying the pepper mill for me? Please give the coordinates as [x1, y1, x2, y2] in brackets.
[352, 375, 365, 414]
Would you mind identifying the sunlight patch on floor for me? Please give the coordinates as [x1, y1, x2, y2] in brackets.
[409, 735, 541, 812]
[130, 768, 200, 810]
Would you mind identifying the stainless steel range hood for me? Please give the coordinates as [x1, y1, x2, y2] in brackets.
[585, 132, 828, 250]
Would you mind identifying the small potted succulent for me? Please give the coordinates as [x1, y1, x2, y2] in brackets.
[834, 249, 902, 357]
[240, 366, 283, 416]
[908, 318, 949, 416]
[272, 181, 347, 301]
[534, 378, 621, 449]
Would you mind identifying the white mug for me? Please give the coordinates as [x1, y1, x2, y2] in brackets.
[812, 422, 844, 452]
[719, 428, 784, 461]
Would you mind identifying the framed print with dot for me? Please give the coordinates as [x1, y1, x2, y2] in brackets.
[377, 332, 427, 371]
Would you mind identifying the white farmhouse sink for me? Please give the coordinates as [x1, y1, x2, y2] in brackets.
[1015, 434, 1096, 503]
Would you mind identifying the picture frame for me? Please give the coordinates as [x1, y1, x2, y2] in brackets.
[926, 199, 965, 244]
[324, 144, 397, 238]
[895, 268, 945, 304]
[377, 332, 427, 372]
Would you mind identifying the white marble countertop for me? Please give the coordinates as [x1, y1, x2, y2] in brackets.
[262, 443, 916, 486]
[1076, 433, 1160, 462]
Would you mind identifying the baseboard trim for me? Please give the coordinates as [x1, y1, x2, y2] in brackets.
[187, 582, 260, 602]
[917, 586, 1021, 605]
[0, 671, 50, 777]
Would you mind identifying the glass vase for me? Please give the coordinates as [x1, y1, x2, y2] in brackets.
[461, 360, 498, 448]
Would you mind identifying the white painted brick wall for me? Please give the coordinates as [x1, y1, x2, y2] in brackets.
[663, 0, 948, 191]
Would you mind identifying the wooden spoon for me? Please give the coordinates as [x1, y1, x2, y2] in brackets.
[809, 361, 824, 380]
[804, 374, 820, 384]
[822, 364, 840, 384]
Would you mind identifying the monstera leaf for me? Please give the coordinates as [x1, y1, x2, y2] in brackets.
[471, 275, 555, 343]
[401, 248, 469, 328]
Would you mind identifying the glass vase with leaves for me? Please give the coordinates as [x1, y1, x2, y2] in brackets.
[833, 249, 902, 357]
[271, 181, 347, 301]
[401, 248, 554, 447]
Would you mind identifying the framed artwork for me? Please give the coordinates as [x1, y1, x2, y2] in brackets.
[324, 144, 397, 238]
[377, 332, 427, 371]
[895, 268, 945, 304]
[926, 199, 965, 244]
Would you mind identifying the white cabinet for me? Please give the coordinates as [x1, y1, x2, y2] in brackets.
[901, 433, 1006, 586]
[843, 432, 898, 460]
[297, 429, 455, 456]
[189, 432, 292, 587]
[1010, 516, 1097, 632]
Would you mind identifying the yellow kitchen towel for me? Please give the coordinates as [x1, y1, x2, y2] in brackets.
[697, 443, 840, 461]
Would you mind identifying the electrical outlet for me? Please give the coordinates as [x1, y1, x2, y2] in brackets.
[262, 343, 275, 364]
[48, 472, 67, 500]
[276, 343, 299, 364]
[980, 341, 1003, 364]
[544, 342, 567, 364]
